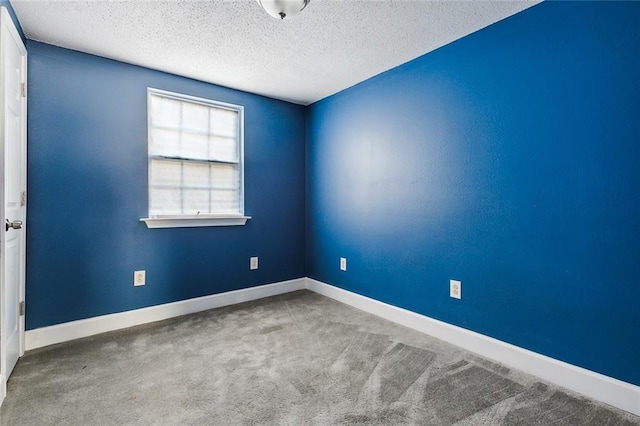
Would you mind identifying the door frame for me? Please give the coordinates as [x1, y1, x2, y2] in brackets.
[0, 6, 27, 405]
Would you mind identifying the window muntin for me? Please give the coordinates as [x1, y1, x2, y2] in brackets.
[147, 89, 244, 217]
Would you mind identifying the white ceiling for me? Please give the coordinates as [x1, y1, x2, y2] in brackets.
[10, 0, 540, 105]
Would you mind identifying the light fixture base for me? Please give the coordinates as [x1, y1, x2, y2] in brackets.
[257, 0, 311, 20]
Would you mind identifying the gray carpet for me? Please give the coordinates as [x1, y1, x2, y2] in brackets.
[1, 290, 638, 425]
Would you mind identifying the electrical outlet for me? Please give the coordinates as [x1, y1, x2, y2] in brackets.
[340, 257, 347, 271]
[450, 279, 461, 299]
[134, 270, 146, 286]
[250, 257, 259, 270]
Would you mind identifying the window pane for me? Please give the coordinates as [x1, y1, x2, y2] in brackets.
[183, 162, 210, 189]
[210, 109, 238, 138]
[181, 132, 209, 159]
[150, 128, 181, 157]
[182, 102, 209, 133]
[148, 90, 243, 217]
[211, 163, 239, 190]
[150, 188, 181, 215]
[150, 96, 181, 129]
[209, 136, 238, 163]
[150, 159, 182, 187]
[211, 189, 239, 213]
[183, 189, 210, 214]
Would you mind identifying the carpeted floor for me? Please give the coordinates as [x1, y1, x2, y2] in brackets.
[1, 290, 638, 425]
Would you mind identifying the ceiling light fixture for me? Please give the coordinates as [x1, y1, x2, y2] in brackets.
[256, 0, 310, 20]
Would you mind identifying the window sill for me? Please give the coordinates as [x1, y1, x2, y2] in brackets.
[140, 215, 251, 229]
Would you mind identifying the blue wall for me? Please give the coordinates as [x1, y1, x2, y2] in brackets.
[306, 1, 640, 386]
[21, 0, 640, 387]
[26, 42, 306, 329]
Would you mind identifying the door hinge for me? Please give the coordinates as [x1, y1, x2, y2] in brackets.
[19, 301, 25, 316]
[20, 191, 26, 207]
[21, 82, 26, 98]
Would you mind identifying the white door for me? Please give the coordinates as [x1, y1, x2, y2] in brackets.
[0, 6, 27, 397]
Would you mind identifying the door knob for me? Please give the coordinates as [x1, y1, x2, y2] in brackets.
[5, 219, 22, 231]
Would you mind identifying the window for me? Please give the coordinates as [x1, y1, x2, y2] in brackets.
[141, 89, 249, 228]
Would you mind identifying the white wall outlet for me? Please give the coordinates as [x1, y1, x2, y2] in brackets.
[134, 270, 146, 287]
[250, 257, 259, 270]
[340, 257, 347, 271]
[450, 279, 461, 299]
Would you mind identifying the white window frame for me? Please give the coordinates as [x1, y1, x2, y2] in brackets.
[141, 88, 250, 228]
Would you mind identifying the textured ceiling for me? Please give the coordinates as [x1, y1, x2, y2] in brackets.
[10, 0, 540, 105]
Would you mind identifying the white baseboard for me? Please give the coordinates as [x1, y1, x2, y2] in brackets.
[22, 276, 639, 417]
[305, 278, 640, 417]
[25, 278, 306, 351]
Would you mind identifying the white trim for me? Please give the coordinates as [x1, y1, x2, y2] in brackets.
[0, 372, 4, 407]
[25, 278, 305, 351]
[305, 278, 640, 417]
[146, 87, 245, 220]
[21, 276, 640, 416]
[141, 215, 250, 228]
[0, 5, 27, 409]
